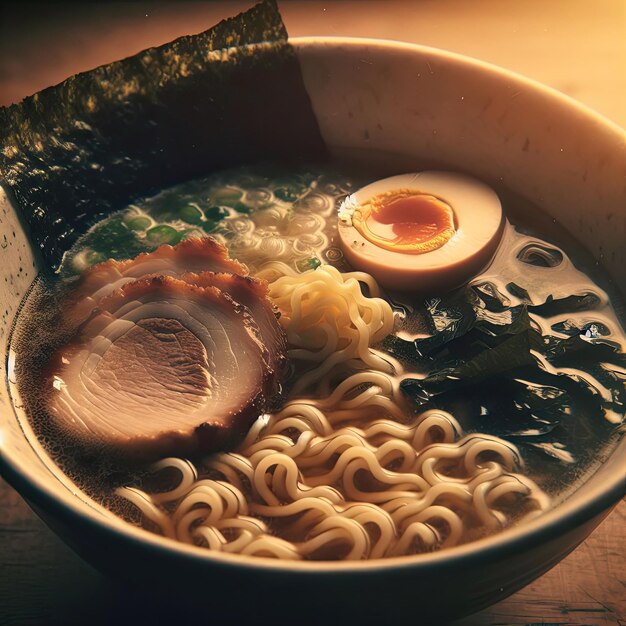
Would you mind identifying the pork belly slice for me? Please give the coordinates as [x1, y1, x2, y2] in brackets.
[180, 272, 287, 379]
[66, 237, 248, 325]
[47, 275, 272, 459]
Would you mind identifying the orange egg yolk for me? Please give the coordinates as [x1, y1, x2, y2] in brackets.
[352, 189, 456, 254]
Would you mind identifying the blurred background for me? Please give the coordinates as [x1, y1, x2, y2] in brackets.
[0, 0, 625, 127]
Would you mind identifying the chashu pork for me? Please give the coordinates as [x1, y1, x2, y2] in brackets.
[179, 271, 287, 379]
[47, 275, 277, 459]
[66, 237, 248, 326]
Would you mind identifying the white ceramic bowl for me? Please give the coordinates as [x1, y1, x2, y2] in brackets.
[1, 38, 625, 623]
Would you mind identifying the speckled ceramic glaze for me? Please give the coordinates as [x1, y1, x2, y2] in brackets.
[0, 39, 625, 623]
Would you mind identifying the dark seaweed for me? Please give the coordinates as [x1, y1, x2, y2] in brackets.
[0, 0, 327, 269]
[396, 283, 626, 462]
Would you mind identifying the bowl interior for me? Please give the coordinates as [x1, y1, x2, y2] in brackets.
[0, 37, 624, 577]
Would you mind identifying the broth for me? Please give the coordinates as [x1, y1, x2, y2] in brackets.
[9, 157, 626, 560]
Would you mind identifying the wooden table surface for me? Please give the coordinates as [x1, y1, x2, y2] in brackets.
[0, 2, 624, 624]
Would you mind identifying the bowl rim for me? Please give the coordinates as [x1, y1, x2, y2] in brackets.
[1, 35, 625, 575]
[294, 36, 626, 135]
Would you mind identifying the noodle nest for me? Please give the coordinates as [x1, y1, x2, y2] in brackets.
[118, 266, 549, 561]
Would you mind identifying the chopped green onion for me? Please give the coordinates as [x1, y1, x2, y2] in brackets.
[233, 201, 251, 214]
[210, 189, 243, 206]
[274, 184, 304, 202]
[296, 257, 321, 272]
[202, 221, 220, 233]
[177, 205, 203, 224]
[204, 206, 229, 221]
[124, 216, 152, 231]
[146, 225, 182, 246]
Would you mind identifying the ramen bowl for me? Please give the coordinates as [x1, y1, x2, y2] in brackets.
[0, 38, 624, 623]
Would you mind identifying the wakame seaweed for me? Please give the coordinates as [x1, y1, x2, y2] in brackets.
[396, 282, 626, 462]
[0, 0, 327, 269]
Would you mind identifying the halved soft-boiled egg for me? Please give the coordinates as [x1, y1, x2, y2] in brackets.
[337, 171, 505, 292]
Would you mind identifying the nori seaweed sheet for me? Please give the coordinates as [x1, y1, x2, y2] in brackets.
[0, 0, 327, 269]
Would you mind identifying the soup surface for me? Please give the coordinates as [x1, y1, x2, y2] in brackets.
[10, 160, 626, 561]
